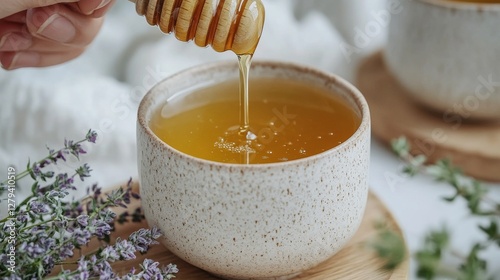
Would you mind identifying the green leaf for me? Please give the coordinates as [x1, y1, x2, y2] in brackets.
[391, 137, 410, 158]
[442, 194, 458, 203]
[28, 159, 36, 180]
[458, 244, 488, 280]
[479, 221, 499, 243]
[402, 165, 418, 177]
[370, 222, 406, 270]
[415, 250, 441, 280]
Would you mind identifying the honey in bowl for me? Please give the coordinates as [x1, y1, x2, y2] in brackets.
[150, 77, 361, 164]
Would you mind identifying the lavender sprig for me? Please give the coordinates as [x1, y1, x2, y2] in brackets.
[0, 130, 178, 280]
[0, 130, 97, 196]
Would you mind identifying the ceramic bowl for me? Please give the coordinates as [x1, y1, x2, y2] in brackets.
[137, 61, 370, 279]
[385, 0, 500, 120]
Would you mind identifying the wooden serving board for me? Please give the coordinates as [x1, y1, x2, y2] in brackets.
[356, 51, 500, 182]
[53, 183, 409, 279]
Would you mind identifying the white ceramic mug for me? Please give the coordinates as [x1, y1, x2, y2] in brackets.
[385, 0, 500, 120]
[137, 61, 371, 279]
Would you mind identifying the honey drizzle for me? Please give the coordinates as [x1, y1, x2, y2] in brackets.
[238, 54, 252, 135]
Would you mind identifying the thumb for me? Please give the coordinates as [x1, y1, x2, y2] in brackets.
[1, 0, 79, 19]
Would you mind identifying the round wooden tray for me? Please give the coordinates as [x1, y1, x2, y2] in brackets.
[55, 183, 408, 279]
[356, 51, 500, 182]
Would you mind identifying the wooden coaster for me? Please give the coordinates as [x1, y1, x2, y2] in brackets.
[52, 183, 409, 279]
[356, 51, 500, 182]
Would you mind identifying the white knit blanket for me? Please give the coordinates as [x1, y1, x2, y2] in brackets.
[0, 0, 386, 198]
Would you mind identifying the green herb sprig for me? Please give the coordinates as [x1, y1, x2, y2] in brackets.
[388, 137, 500, 280]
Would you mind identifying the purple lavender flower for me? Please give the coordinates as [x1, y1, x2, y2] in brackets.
[58, 173, 76, 191]
[63, 138, 89, 159]
[89, 256, 115, 280]
[47, 189, 67, 199]
[59, 243, 75, 259]
[86, 130, 98, 143]
[77, 215, 89, 227]
[54, 219, 68, 228]
[92, 219, 112, 238]
[128, 228, 161, 253]
[163, 263, 179, 275]
[141, 259, 162, 280]
[100, 246, 120, 262]
[16, 211, 28, 223]
[106, 189, 128, 208]
[39, 158, 51, 168]
[42, 254, 56, 273]
[150, 227, 162, 239]
[0, 130, 178, 280]
[76, 164, 92, 181]
[31, 162, 42, 179]
[88, 183, 102, 200]
[28, 200, 49, 214]
[19, 241, 45, 259]
[100, 209, 117, 224]
[56, 150, 67, 161]
[74, 257, 90, 280]
[72, 228, 92, 246]
[113, 239, 136, 261]
[39, 236, 56, 251]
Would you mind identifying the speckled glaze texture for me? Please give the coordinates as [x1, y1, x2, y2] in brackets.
[385, 0, 500, 120]
[137, 62, 371, 280]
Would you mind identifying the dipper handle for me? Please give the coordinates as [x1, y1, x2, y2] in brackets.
[131, 0, 265, 55]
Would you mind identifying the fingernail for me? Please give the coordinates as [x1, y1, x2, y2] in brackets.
[86, 0, 112, 15]
[0, 33, 32, 51]
[36, 14, 76, 43]
[9, 52, 40, 69]
[96, 0, 112, 10]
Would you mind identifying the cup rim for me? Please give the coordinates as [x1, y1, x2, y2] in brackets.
[418, 0, 500, 10]
[138, 60, 370, 168]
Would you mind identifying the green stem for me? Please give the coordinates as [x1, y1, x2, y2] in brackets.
[20, 217, 54, 234]
[0, 138, 88, 186]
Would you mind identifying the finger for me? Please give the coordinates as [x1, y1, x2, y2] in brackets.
[1, 33, 85, 52]
[0, 0, 79, 19]
[2, 11, 27, 23]
[87, 0, 115, 18]
[0, 21, 100, 52]
[0, 48, 85, 69]
[26, 4, 104, 46]
[0, 22, 32, 51]
[0, 21, 24, 36]
[77, 0, 112, 16]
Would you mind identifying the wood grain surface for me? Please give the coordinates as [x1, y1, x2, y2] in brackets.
[356, 51, 500, 182]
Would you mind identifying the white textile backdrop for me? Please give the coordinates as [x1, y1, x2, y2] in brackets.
[0, 0, 387, 196]
[2, 0, 499, 278]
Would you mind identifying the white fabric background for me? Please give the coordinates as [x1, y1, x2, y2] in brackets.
[1, 0, 499, 278]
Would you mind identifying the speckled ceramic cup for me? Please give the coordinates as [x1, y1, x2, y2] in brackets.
[137, 61, 370, 280]
[385, 0, 500, 120]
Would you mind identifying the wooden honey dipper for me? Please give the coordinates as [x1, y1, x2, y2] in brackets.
[131, 0, 265, 55]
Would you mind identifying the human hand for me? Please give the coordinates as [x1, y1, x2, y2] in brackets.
[0, 0, 115, 70]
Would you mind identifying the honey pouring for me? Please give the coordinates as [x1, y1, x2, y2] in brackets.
[131, 0, 265, 163]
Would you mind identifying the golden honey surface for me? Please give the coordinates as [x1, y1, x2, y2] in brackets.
[150, 77, 361, 164]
